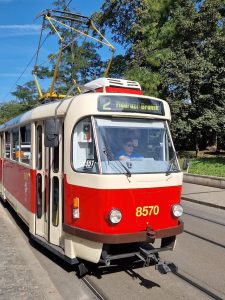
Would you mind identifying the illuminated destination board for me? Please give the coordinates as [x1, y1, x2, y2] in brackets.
[98, 95, 165, 115]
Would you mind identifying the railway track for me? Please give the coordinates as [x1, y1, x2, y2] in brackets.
[183, 211, 225, 249]
[172, 270, 224, 300]
[183, 212, 225, 227]
[184, 230, 225, 249]
[82, 276, 107, 300]
[82, 264, 224, 300]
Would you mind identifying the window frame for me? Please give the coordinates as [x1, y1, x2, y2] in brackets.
[3, 124, 32, 166]
[71, 116, 100, 174]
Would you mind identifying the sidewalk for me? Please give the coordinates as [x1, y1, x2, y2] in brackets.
[0, 201, 62, 300]
[182, 182, 225, 209]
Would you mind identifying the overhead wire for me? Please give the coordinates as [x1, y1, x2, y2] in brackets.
[2, 31, 51, 101]
[3, 2, 114, 102]
[65, 0, 72, 11]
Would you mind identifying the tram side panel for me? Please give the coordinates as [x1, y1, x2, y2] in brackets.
[0, 134, 2, 195]
[0, 158, 2, 196]
[3, 160, 36, 224]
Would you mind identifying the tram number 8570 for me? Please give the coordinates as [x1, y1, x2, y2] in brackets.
[136, 205, 160, 217]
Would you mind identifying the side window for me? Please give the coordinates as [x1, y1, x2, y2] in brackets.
[36, 174, 42, 219]
[36, 125, 42, 170]
[52, 177, 59, 226]
[0, 133, 2, 158]
[5, 131, 10, 159]
[12, 128, 19, 161]
[72, 117, 99, 173]
[20, 125, 31, 165]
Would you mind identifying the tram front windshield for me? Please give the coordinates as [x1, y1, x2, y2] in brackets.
[94, 117, 179, 174]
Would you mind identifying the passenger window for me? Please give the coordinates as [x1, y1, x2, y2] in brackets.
[72, 117, 99, 173]
[12, 128, 19, 161]
[0, 134, 2, 158]
[36, 173, 42, 219]
[5, 132, 10, 159]
[52, 177, 59, 227]
[20, 125, 31, 165]
[36, 125, 42, 170]
[53, 145, 59, 173]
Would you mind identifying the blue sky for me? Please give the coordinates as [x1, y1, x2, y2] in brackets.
[0, 0, 114, 102]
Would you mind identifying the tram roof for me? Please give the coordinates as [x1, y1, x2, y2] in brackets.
[0, 97, 73, 131]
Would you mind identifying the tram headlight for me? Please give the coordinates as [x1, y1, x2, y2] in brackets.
[108, 209, 122, 224]
[172, 204, 183, 218]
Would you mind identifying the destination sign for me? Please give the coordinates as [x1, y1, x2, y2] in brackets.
[98, 96, 165, 115]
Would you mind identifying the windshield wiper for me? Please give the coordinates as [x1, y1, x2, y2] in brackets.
[103, 147, 131, 178]
[166, 152, 178, 176]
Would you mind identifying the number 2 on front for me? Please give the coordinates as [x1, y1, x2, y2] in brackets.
[136, 205, 160, 217]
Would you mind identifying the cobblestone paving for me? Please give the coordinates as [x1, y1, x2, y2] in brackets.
[0, 205, 44, 300]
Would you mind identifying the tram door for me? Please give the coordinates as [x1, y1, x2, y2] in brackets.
[35, 121, 63, 246]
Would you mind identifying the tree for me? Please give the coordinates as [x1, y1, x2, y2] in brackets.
[98, 0, 225, 153]
[0, 81, 38, 124]
[97, 0, 179, 95]
[0, 0, 107, 124]
[161, 0, 225, 153]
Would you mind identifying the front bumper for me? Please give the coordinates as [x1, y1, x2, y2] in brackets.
[63, 219, 183, 244]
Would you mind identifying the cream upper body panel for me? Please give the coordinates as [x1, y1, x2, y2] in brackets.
[65, 170, 183, 190]
[63, 92, 180, 190]
[65, 93, 171, 122]
[0, 92, 170, 130]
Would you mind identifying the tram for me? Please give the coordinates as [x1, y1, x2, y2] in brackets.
[0, 77, 183, 274]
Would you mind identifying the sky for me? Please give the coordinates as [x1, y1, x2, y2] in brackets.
[0, 0, 114, 102]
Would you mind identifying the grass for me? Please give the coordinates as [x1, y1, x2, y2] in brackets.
[179, 155, 225, 178]
[187, 157, 225, 177]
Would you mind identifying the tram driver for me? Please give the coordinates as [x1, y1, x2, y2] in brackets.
[117, 138, 143, 161]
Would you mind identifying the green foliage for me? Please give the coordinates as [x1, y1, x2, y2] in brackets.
[98, 0, 225, 151]
[161, 0, 225, 150]
[1, 0, 106, 125]
[0, 81, 38, 124]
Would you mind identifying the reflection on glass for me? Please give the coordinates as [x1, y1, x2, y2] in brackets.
[94, 118, 180, 174]
[72, 117, 99, 173]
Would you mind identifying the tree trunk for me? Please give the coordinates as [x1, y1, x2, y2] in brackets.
[209, 133, 217, 152]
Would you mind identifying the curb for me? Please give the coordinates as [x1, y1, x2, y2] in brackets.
[183, 173, 225, 189]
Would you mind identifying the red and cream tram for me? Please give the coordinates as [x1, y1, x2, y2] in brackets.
[0, 78, 183, 274]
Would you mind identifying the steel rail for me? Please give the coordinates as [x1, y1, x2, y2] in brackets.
[184, 230, 225, 249]
[183, 212, 225, 227]
[172, 271, 224, 300]
[82, 277, 107, 300]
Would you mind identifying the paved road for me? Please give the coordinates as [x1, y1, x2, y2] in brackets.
[182, 182, 225, 209]
[1, 182, 225, 299]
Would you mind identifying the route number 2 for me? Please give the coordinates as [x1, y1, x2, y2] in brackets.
[136, 205, 160, 217]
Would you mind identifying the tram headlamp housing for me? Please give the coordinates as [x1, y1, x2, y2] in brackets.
[172, 204, 183, 218]
[108, 209, 122, 224]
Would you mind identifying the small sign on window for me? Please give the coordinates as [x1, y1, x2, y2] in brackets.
[84, 159, 95, 169]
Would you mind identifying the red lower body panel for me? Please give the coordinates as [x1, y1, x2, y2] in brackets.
[3, 160, 36, 213]
[64, 176, 182, 235]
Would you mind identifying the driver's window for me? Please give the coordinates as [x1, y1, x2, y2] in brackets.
[72, 117, 99, 173]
